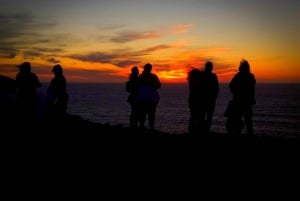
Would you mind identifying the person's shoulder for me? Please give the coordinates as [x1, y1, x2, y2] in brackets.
[212, 73, 218, 77]
[151, 73, 159, 78]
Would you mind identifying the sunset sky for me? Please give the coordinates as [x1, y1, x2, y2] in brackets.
[0, 0, 299, 83]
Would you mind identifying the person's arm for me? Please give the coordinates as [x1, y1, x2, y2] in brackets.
[33, 74, 41, 88]
[154, 74, 161, 89]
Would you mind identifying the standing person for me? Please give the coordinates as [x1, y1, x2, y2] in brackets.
[46, 64, 69, 119]
[188, 68, 205, 134]
[15, 62, 41, 124]
[229, 59, 256, 135]
[202, 61, 219, 133]
[136, 63, 161, 130]
[126, 66, 140, 128]
[187, 61, 219, 135]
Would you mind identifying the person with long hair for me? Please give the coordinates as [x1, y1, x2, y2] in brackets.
[47, 64, 69, 118]
[229, 59, 256, 135]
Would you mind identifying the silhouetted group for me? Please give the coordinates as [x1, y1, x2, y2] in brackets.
[14, 59, 255, 135]
[15, 62, 69, 127]
[125, 60, 256, 135]
[126, 63, 161, 130]
[187, 59, 256, 135]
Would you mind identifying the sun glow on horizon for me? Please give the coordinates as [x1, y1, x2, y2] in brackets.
[1, 1, 299, 83]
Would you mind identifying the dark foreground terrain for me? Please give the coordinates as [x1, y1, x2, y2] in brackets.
[2, 75, 300, 194]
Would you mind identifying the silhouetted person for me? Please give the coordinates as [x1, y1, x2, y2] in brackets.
[136, 63, 161, 130]
[224, 99, 244, 134]
[188, 68, 205, 134]
[188, 61, 219, 134]
[229, 59, 256, 135]
[0, 75, 16, 127]
[15, 62, 41, 124]
[202, 61, 219, 132]
[126, 66, 140, 128]
[46, 64, 69, 120]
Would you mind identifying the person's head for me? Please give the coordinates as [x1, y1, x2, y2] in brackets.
[143, 63, 152, 74]
[239, 59, 250, 73]
[53, 64, 63, 76]
[204, 61, 213, 73]
[131, 66, 139, 77]
[19, 62, 31, 73]
[188, 68, 202, 83]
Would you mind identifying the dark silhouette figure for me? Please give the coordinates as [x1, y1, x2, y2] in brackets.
[202, 61, 219, 132]
[46, 64, 69, 120]
[188, 61, 219, 134]
[126, 66, 140, 128]
[15, 62, 41, 124]
[136, 63, 161, 130]
[188, 68, 205, 134]
[0, 75, 16, 127]
[224, 99, 244, 134]
[229, 59, 256, 135]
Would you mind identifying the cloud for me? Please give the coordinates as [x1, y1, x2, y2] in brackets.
[110, 31, 162, 43]
[170, 23, 194, 34]
[141, 44, 172, 53]
[0, 13, 56, 40]
[46, 57, 60, 64]
[68, 51, 142, 68]
[67, 43, 174, 67]
[114, 60, 141, 68]
[0, 12, 59, 59]
[23, 51, 43, 59]
[69, 52, 117, 64]
[0, 47, 19, 59]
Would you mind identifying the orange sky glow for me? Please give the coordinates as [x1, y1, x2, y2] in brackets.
[1, 0, 299, 83]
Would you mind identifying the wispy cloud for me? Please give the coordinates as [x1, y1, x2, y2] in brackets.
[69, 52, 118, 64]
[141, 44, 172, 53]
[46, 57, 60, 64]
[68, 51, 142, 68]
[67, 43, 174, 68]
[0, 13, 56, 40]
[0, 12, 64, 61]
[170, 23, 194, 34]
[110, 30, 162, 43]
[0, 47, 19, 59]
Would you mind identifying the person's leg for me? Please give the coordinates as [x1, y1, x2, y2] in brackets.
[138, 102, 146, 128]
[206, 102, 216, 133]
[243, 106, 253, 135]
[148, 101, 158, 130]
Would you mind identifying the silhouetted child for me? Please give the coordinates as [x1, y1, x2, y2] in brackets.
[224, 99, 244, 135]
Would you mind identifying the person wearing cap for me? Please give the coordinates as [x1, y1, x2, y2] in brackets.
[15, 62, 41, 122]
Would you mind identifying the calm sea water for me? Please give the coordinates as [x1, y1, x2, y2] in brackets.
[38, 83, 300, 138]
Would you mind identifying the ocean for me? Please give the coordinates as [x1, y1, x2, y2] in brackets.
[38, 83, 300, 138]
